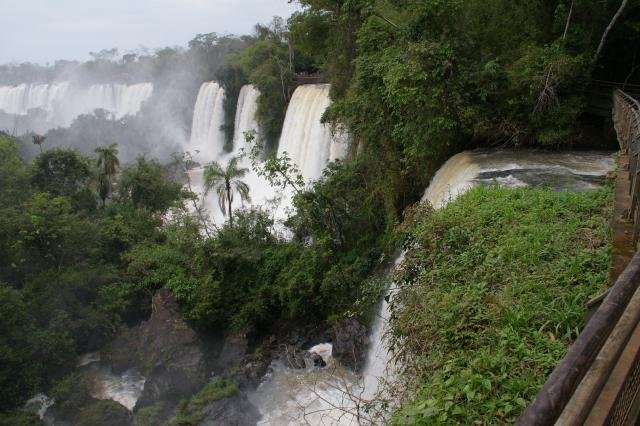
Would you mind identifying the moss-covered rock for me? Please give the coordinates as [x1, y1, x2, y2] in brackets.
[171, 377, 258, 426]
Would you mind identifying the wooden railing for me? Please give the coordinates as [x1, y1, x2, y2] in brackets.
[517, 90, 640, 425]
[615, 90, 640, 245]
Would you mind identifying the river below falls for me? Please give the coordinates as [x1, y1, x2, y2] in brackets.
[26, 149, 616, 425]
[249, 149, 615, 425]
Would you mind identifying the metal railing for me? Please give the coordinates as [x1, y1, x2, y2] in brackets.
[517, 90, 640, 425]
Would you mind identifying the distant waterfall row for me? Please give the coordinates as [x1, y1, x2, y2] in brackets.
[0, 82, 70, 116]
[188, 82, 347, 181]
[0, 82, 153, 126]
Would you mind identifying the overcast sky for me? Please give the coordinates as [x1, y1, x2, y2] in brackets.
[0, 0, 300, 64]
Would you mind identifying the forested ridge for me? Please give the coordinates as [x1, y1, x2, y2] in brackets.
[1, 0, 639, 424]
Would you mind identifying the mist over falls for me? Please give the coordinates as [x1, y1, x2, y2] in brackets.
[189, 82, 226, 164]
[277, 84, 348, 181]
[0, 82, 153, 132]
[187, 82, 349, 225]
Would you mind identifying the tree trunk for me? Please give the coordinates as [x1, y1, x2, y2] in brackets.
[594, 0, 629, 63]
[563, 1, 574, 39]
[227, 180, 233, 226]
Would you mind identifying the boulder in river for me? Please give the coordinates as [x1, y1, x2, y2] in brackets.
[331, 318, 369, 371]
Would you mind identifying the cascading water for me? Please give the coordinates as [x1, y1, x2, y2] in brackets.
[83, 82, 153, 120]
[189, 83, 348, 226]
[189, 81, 226, 165]
[277, 84, 348, 181]
[91, 368, 146, 411]
[0, 81, 153, 129]
[187, 83, 281, 225]
[0, 82, 70, 116]
[421, 149, 615, 207]
[25, 351, 145, 421]
[232, 84, 261, 155]
[250, 148, 614, 425]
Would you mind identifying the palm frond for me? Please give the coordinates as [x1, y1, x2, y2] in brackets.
[227, 156, 249, 178]
[216, 183, 227, 216]
[204, 162, 226, 194]
[234, 180, 251, 204]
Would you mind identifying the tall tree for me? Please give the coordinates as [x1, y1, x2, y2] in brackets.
[204, 157, 251, 226]
[32, 134, 46, 153]
[95, 144, 120, 207]
[31, 149, 91, 198]
[117, 156, 183, 213]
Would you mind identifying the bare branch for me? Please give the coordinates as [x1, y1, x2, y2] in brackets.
[594, 0, 629, 63]
[562, 0, 574, 40]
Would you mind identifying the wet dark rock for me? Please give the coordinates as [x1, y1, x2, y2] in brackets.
[49, 398, 132, 426]
[104, 289, 208, 408]
[230, 358, 270, 390]
[331, 318, 369, 372]
[216, 333, 248, 373]
[197, 391, 260, 426]
[307, 352, 327, 368]
[282, 345, 307, 369]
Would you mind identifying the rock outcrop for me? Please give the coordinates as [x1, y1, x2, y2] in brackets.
[197, 392, 260, 426]
[104, 289, 208, 408]
[331, 318, 369, 371]
[48, 398, 133, 426]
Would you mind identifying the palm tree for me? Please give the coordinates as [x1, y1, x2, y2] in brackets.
[204, 156, 251, 226]
[32, 134, 46, 153]
[95, 144, 120, 207]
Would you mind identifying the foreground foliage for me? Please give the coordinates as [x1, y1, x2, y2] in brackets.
[390, 185, 613, 424]
[0, 130, 387, 416]
[0, 133, 185, 413]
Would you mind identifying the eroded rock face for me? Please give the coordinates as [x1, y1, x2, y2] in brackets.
[104, 289, 208, 408]
[198, 392, 261, 426]
[331, 318, 369, 372]
[217, 334, 248, 370]
[49, 398, 133, 426]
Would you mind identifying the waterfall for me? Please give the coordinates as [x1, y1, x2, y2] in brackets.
[358, 149, 616, 405]
[251, 149, 615, 424]
[0, 81, 152, 128]
[277, 84, 347, 181]
[189, 83, 348, 226]
[187, 83, 288, 226]
[83, 82, 153, 119]
[0, 82, 70, 116]
[189, 82, 226, 165]
[232, 84, 260, 155]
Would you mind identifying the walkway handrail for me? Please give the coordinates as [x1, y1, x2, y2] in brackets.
[613, 89, 640, 153]
[517, 90, 640, 425]
[615, 90, 640, 244]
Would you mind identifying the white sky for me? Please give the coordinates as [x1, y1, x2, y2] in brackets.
[0, 0, 300, 64]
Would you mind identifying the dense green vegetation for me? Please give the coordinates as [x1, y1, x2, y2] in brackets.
[0, 125, 386, 414]
[390, 185, 613, 424]
[1, 0, 638, 422]
[217, 19, 298, 152]
[172, 377, 238, 425]
[284, 0, 637, 207]
[0, 132, 188, 413]
[212, 0, 639, 251]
